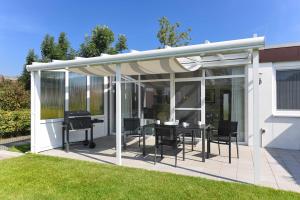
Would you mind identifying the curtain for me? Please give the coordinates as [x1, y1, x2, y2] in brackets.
[231, 72, 245, 142]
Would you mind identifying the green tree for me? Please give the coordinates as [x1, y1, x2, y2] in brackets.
[79, 25, 128, 57]
[18, 49, 38, 90]
[57, 32, 75, 60]
[115, 34, 128, 53]
[157, 16, 191, 48]
[41, 34, 57, 61]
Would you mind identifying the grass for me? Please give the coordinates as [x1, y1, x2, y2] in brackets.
[0, 154, 299, 200]
[8, 143, 30, 153]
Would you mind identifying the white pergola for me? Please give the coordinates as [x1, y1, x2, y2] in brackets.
[27, 37, 264, 181]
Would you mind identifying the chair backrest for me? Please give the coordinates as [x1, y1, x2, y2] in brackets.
[124, 118, 140, 131]
[218, 121, 238, 137]
[155, 125, 176, 141]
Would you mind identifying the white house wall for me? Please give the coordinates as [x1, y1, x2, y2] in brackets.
[35, 117, 105, 152]
[259, 62, 300, 150]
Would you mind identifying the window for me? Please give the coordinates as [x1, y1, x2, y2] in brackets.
[41, 71, 65, 119]
[276, 70, 300, 110]
[90, 76, 104, 115]
[69, 73, 87, 111]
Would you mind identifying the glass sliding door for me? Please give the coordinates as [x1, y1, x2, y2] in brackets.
[205, 77, 245, 142]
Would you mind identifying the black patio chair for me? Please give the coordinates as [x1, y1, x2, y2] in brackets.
[123, 118, 142, 149]
[208, 121, 239, 163]
[154, 125, 185, 167]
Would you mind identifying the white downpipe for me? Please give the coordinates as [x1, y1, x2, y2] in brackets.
[115, 63, 122, 165]
[252, 50, 261, 182]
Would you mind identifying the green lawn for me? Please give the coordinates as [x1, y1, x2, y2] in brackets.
[8, 143, 30, 153]
[0, 154, 299, 200]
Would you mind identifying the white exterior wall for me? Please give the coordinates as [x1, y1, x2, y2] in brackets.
[31, 72, 108, 153]
[34, 118, 105, 152]
[259, 62, 300, 150]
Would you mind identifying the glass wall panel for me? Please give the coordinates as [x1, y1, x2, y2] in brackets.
[175, 81, 201, 108]
[69, 72, 87, 111]
[205, 78, 245, 142]
[90, 76, 104, 115]
[141, 81, 170, 123]
[41, 71, 65, 119]
[122, 82, 138, 119]
[111, 82, 139, 132]
[205, 66, 244, 77]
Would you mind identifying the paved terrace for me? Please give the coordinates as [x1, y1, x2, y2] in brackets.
[41, 135, 300, 193]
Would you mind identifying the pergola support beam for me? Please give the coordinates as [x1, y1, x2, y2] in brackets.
[253, 50, 261, 182]
[115, 63, 122, 165]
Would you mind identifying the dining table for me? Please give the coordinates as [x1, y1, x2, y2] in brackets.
[142, 123, 209, 162]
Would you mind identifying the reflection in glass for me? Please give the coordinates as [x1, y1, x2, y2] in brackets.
[141, 82, 170, 123]
[41, 71, 65, 119]
[175, 70, 202, 78]
[141, 74, 170, 80]
[175, 81, 201, 108]
[122, 82, 138, 119]
[69, 73, 87, 111]
[90, 76, 104, 115]
[175, 110, 201, 124]
[205, 66, 244, 77]
[205, 78, 245, 142]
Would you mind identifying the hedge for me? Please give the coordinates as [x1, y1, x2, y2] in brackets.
[0, 109, 30, 138]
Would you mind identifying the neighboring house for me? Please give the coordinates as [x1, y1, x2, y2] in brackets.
[259, 44, 300, 150]
[26, 36, 300, 159]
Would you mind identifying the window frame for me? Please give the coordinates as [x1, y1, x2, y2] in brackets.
[273, 61, 300, 117]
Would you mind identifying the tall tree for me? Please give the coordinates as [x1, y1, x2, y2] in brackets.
[115, 34, 128, 53]
[79, 25, 128, 57]
[57, 32, 75, 60]
[18, 49, 38, 90]
[57, 32, 69, 60]
[41, 34, 57, 61]
[157, 16, 191, 48]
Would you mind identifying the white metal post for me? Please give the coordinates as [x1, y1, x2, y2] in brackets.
[138, 75, 142, 125]
[30, 71, 41, 153]
[104, 76, 109, 135]
[65, 71, 69, 111]
[170, 73, 175, 121]
[253, 50, 261, 182]
[115, 63, 122, 165]
[201, 70, 205, 125]
[87, 75, 91, 112]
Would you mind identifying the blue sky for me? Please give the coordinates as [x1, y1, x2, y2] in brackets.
[1, 0, 300, 76]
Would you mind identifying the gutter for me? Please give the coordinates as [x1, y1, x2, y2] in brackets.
[27, 37, 265, 72]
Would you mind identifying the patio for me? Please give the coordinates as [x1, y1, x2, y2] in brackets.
[41, 135, 300, 193]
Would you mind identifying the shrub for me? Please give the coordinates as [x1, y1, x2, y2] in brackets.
[0, 80, 30, 111]
[0, 110, 30, 137]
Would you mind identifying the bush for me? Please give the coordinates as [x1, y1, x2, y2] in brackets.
[0, 80, 30, 111]
[0, 110, 30, 137]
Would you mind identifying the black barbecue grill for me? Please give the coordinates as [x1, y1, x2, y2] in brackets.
[62, 111, 103, 152]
